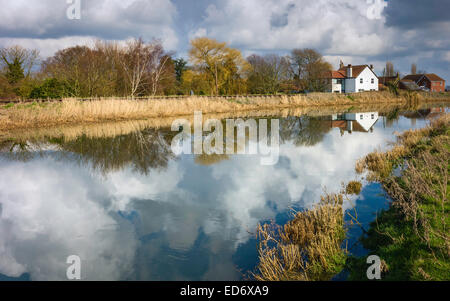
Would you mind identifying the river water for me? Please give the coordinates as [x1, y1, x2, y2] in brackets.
[0, 104, 448, 280]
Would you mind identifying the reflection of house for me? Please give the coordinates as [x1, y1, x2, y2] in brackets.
[403, 108, 446, 120]
[330, 112, 379, 134]
[402, 74, 446, 92]
[324, 62, 379, 93]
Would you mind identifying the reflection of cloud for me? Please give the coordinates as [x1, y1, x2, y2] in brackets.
[0, 158, 138, 280]
[210, 128, 389, 243]
[0, 116, 431, 280]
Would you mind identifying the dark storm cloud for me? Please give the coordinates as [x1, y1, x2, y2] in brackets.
[0, 0, 178, 46]
[384, 0, 450, 28]
[270, 3, 295, 28]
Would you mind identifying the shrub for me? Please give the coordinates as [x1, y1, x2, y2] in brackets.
[30, 78, 73, 99]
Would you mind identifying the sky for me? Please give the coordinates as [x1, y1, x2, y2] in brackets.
[0, 0, 449, 82]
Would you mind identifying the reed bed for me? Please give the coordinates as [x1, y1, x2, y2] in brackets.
[356, 113, 450, 180]
[1, 101, 443, 143]
[253, 194, 347, 281]
[1, 92, 447, 131]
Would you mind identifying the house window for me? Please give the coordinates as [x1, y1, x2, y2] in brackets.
[360, 115, 364, 120]
[371, 114, 375, 119]
[371, 78, 374, 84]
[360, 79, 363, 84]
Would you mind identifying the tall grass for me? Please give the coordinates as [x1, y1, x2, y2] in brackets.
[252, 194, 347, 281]
[1, 92, 447, 131]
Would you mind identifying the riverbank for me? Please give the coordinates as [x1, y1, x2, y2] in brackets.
[1, 91, 449, 131]
[349, 113, 449, 280]
[253, 113, 449, 281]
[1, 101, 444, 143]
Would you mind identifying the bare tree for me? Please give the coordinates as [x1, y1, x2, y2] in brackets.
[247, 54, 291, 94]
[147, 42, 173, 96]
[119, 38, 173, 98]
[384, 61, 395, 77]
[290, 48, 332, 92]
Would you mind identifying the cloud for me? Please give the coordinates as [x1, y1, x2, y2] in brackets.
[384, 0, 450, 29]
[0, 0, 448, 81]
[0, 0, 179, 50]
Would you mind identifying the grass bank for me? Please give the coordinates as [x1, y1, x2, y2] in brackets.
[1, 91, 449, 131]
[349, 114, 449, 280]
[253, 113, 449, 281]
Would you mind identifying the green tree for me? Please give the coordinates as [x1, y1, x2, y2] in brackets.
[30, 78, 73, 99]
[5, 58, 25, 84]
[174, 58, 188, 83]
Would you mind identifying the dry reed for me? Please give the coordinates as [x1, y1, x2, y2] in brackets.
[253, 194, 346, 281]
[1, 92, 448, 131]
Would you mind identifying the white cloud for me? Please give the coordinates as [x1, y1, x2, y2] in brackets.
[194, 0, 391, 56]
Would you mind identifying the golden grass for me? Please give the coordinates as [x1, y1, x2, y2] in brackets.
[345, 181, 363, 195]
[356, 113, 450, 180]
[1, 92, 448, 131]
[253, 194, 347, 281]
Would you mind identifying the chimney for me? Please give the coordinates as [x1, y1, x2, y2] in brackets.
[370, 64, 374, 70]
[347, 64, 353, 78]
[339, 60, 344, 69]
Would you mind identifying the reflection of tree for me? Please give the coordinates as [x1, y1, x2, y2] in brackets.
[57, 128, 177, 174]
[0, 128, 177, 174]
[279, 116, 332, 147]
[0, 139, 39, 162]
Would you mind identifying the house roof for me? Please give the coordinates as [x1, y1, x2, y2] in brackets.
[324, 65, 376, 79]
[424, 73, 445, 82]
[323, 70, 346, 79]
[338, 65, 375, 78]
[399, 80, 421, 91]
[402, 73, 445, 83]
[402, 74, 423, 82]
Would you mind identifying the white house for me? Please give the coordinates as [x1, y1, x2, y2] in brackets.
[325, 63, 379, 93]
[331, 112, 379, 133]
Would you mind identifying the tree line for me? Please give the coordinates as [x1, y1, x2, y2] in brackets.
[0, 37, 333, 99]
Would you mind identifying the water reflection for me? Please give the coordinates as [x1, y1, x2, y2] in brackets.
[0, 106, 448, 280]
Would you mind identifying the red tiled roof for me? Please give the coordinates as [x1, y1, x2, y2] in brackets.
[424, 73, 445, 82]
[322, 70, 346, 79]
[403, 74, 445, 83]
[338, 65, 372, 78]
[324, 65, 377, 79]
